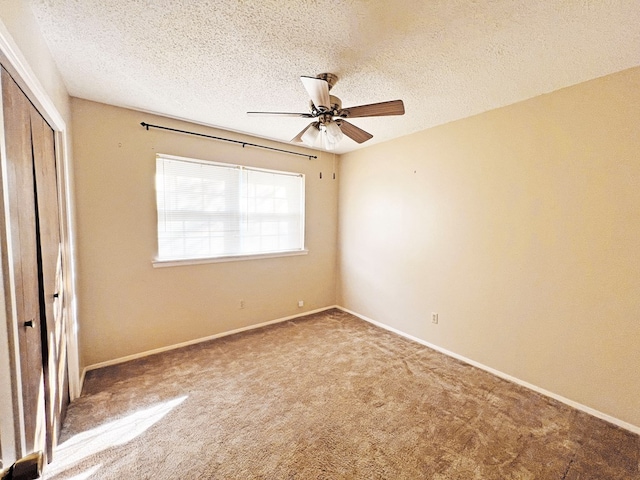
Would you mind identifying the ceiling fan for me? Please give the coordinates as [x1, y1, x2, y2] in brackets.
[248, 73, 405, 150]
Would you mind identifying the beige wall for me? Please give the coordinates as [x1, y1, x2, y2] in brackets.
[71, 98, 339, 368]
[337, 67, 640, 427]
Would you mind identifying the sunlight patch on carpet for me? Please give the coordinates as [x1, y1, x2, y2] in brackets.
[48, 396, 187, 477]
[61, 464, 102, 480]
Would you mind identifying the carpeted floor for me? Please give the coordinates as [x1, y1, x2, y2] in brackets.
[46, 309, 639, 479]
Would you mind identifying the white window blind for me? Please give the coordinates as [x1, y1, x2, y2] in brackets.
[155, 154, 305, 261]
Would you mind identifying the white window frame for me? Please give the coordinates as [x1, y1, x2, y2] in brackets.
[153, 154, 307, 267]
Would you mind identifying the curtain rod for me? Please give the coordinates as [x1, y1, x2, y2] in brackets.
[140, 122, 317, 160]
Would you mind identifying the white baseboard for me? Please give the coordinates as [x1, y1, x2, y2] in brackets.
[81, 306, 337, 382]
[79, 304, 639, 435]
[78, 368, 86, 396]
[337, 306, 640, 436]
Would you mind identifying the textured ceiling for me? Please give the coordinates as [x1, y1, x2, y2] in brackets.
[28, 0, 640, 154]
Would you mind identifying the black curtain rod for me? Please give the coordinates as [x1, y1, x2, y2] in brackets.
[140, 122, 317, 160]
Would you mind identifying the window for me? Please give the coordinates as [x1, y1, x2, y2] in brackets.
[155, 154, 305, 264]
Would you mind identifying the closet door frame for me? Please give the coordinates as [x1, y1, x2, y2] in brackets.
[0, 27, 79, 465]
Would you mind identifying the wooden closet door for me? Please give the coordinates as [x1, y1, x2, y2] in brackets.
[30, 104, 68, 460]
[1, 68, 46, 455]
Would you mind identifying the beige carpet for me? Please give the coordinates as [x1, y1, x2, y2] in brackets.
[47, 309, 638, 479]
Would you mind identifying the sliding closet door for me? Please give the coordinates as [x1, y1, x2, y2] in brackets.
[30, 104, 68, 459]
[1, 68, 46, 454]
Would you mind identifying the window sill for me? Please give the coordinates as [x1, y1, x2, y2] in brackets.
[152, 249, 309, 268]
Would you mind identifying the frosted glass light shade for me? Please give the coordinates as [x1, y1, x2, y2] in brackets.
[325, 121, 343, 143]
[301, 124, 320, 146]
[323, 134, 336, 150]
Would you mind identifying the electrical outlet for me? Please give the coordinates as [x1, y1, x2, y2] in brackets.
[431, 312, 438, 324]
[298, 300, 304, 308]
[240, 300, 245, 309]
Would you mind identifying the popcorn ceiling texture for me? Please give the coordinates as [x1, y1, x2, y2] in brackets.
[28, 0, 640, 153]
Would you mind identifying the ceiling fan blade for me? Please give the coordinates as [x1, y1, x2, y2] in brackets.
[300, 76, 331, 110]
[337, 120, 373, 144]
[341, 99, 405, 118]
[247, 111, 313, 118]
[291, 122, 319, 143]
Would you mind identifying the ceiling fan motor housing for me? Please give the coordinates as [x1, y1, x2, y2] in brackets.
[310, 95, 342, 118]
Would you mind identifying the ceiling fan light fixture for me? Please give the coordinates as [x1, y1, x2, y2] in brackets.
[325, 120, 343, 143]
[301, 123, 320, 147]
[323, 134, 337, 151]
